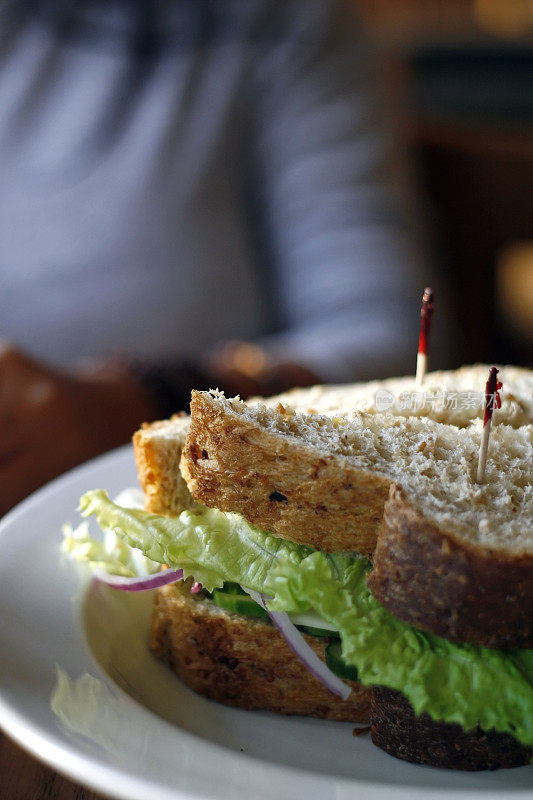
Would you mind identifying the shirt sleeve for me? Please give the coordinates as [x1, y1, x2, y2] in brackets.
[246, 0, 453, 382]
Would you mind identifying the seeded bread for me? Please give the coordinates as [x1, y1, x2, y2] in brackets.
[370, 687, 532, 770]
[134, 384, 532, 645]
[180, 389, 532, 646]
[367, 485, 533, 649]
[259, 364, 533, 428]
[133, 413, 197, 516]
[150, 580, 370, 721]
[181, 390, 390, 555]
[135, 365, 532, 519]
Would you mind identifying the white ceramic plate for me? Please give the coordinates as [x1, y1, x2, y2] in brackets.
[0, 446, 531, 800]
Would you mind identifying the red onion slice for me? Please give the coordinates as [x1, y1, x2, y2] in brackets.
[93, 568, 184, 592]
[242, 587, 352, 700]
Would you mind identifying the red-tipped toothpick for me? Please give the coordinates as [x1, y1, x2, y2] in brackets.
[476, 367, 502, 483]
[416, 287, 434, 385]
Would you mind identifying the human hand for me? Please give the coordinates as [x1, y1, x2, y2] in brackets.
[0, 342, 155, 516]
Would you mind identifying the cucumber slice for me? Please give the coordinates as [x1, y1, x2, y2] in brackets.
[325, 639, 358, 681]
[296, 624, 339, 638]
[211, 588, 339, 635]
[212, 590, 269, 619]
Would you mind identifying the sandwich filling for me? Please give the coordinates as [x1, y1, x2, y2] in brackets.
[68, 489, 533, 752]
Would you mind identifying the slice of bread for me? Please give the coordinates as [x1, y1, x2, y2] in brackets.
[370, 687, 532, 770]
[150, 580, 370, 721]
[133, 413, 197, 516]
[180, 390, 390, 555]
[258, 364, 533, 428]
[180, 390, 532, 647]
[134, 365, 532, 519]
[367, 485, 533, 649]
[181, 389, 532, 556]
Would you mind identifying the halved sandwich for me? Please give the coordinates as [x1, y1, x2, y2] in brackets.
[72, 365, 533, 770]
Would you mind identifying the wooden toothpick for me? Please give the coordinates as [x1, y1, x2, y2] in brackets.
[416, 287, 434, 385]
[476, 367, 502, 483]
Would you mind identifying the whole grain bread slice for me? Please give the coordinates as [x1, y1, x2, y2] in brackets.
[134, 364, 533, 518]
[180, 390, 390, 555]
[134, 366, 532, 646]
[180, 390, 532, 646]
[150, 580, 370, 721]
[258, 364, 533, 428]
[368, 485, 533, 649]
[133, 413, 197, 516]
[370, 687, 531, 770]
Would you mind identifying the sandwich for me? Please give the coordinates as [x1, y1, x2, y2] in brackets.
[68, 364, 533, 771]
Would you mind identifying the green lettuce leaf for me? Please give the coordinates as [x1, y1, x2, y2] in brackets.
[62, 521, 140, 577]
[270, 551, 533, 747]
[78, 490, 314, 594]
[78, 490, 533, 749]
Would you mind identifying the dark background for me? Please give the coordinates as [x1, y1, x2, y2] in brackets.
[360, 0, 533, 366]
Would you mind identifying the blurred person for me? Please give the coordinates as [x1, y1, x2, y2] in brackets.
[0, 0, 450, 514]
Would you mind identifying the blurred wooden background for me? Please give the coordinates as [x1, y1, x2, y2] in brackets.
[360, 0, 533, 366]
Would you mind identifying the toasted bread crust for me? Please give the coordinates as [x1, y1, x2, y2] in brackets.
[180, 391, 389, 555]
[367, 485, 533, 649]
[150, 582, 370, 720]
[370, 687, 531, 770]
